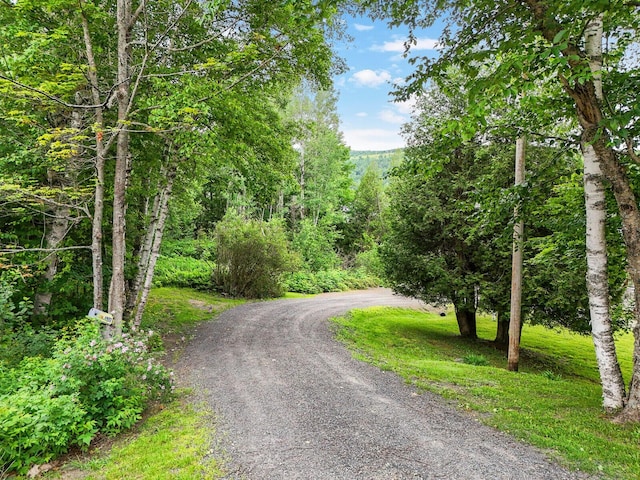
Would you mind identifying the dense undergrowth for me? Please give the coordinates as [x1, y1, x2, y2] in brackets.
[0, 322, 173, 475]
[0, 286, 240, 478]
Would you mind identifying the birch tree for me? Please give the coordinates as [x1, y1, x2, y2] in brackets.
[363, 0, 640, 419]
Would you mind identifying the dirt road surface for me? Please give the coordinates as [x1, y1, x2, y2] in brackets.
[177, 289, 591, 479]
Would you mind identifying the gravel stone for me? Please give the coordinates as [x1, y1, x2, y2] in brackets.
[177, 289, 594, 479]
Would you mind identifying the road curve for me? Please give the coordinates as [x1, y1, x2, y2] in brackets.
[177, 289, 589, 480]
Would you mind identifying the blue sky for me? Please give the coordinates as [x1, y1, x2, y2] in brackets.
[332, 14, 442, 151]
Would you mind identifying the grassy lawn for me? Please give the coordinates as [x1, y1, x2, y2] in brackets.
[332, 306, 640, 479]
[66, 395, 224, 480]
[37, 288, 242, 480]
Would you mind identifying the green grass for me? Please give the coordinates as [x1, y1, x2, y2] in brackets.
[43, 395, 225, 480]
[333, 307, 640, 479]
[83, 397, 223, 480]
[139, 287, 243, 339]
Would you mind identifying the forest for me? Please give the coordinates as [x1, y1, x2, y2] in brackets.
[1, 0, 639, 475]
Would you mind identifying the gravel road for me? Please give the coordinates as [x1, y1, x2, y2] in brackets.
[177, 289, 591, 480]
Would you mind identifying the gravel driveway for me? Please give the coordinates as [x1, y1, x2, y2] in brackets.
[177, 289, 591, 479]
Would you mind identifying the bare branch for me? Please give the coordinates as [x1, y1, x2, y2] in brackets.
[1, 246, 92, 254]
[627, 139, 640, 163]
[0, 74, 119, 110]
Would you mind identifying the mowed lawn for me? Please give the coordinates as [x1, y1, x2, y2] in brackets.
[332, 307, 640, 479]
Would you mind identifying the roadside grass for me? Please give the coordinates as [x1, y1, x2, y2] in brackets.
[37, 288, 241, 480]
[47, 394, 225, 480]
[332, 307, 640, 479]
[139, 287, 243, 359]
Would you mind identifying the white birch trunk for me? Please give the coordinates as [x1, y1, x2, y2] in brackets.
[132, 168, 176, 329]
[32, 206, 70, 316]
[583, 142, 626, 411]
[127, 167, 165, 316]
[583, 15, 626, 411]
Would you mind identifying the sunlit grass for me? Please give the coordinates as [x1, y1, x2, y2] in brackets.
[333, 307, 640, 479]
[140, 287, 244, 337]
[52, 395, 225, 480]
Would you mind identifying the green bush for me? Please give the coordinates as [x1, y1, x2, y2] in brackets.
[462, 353, 490, 366]
[0, 322, 173, 474]
[291, 219, 340, 272]
[153, 256, 214, 290]
[355, 246, 386, 279]
[213, 213, 299, 298]
[0, 387, 95, 473]
[160, 236, 216, 260]
[283, 268, 380, 294]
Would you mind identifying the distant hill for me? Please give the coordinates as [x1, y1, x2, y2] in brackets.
[350, 149, 404, 184]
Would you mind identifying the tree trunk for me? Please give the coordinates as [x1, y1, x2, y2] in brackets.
[579, 15, 626, 413]
[583, 139, 626, 411]
[32, 206, 70, 317]
[494, 311, 509, 347]
[81, 7, 106, 310]
[454, 305, 477, 339]
[132, 166, 176, 329]
[108, 0, 132, 337]
[508, 135, 526, 371]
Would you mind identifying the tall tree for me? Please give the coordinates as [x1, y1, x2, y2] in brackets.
[364, 0, 640, 420]
[1, 0, 344, 334]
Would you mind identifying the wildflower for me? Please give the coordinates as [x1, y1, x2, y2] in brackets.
[148, 330, 154, 337]
[63, 363, 71, 369]
[142, 374, 147, 380]
[147, 364, 153, 371]
[89, 340, 97, 347]
[61, 375, 67, 382]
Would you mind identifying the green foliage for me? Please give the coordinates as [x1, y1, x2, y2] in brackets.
[0, 273, 33, 328]
[0, 321, 173, 474]
[153, 256, 214, 290]
[291, 219, 340, 272]
[0, 387, 94, 474]
[283, 268, 379, 294]
[462, 353, 489, 366]
[213, 212, 298, 298]
[354, 246, 386, 280]
[350, 149, 403, 183]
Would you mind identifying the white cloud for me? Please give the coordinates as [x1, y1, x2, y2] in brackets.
[356, 112, 368, 117]
[354, 23, 374, 31]
[350, 69, 392, 87]
[378, 109, 406, 124]
[372, 37, 439, 53]
[342, 128, 405, 151]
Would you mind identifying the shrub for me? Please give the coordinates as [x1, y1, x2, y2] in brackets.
[213, 213, 299, 298]
[462, 353, 490, 366]
[153, 256, 214, 290]
[0, 321, 173, 474]
[0, 387, 95, 473]
[282, 268, 380, 294]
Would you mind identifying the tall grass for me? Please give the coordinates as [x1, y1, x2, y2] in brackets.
[333, 307, 640, 479]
